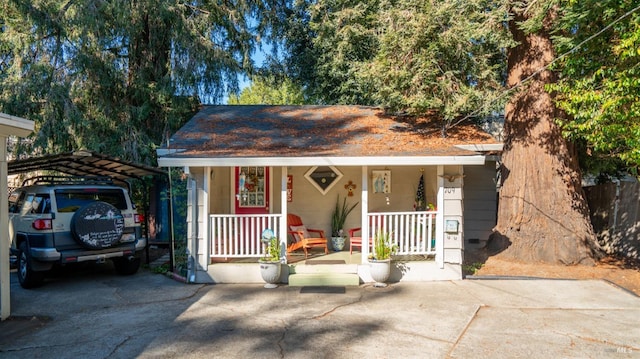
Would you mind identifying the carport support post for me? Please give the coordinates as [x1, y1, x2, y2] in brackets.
[1, 135, 9, 320]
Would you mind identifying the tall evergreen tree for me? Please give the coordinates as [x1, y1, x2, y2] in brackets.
[490, 1, 602, 265]
[0, 0, 285, 164]
[282, 0, 512, 131]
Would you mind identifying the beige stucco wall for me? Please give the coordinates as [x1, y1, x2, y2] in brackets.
[208, 167, 231, 214]
[286, 166, 361, 235]
[285, 165, 438, 236]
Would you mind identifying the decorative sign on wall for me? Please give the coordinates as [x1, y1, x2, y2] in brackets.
[305, 166, 343, 195]
[344, 180, 357, 197]
[287, 175, 293, 202]
[372, 170, 391, 193]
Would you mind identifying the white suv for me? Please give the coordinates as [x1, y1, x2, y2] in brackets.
[8, 176, 146, 288]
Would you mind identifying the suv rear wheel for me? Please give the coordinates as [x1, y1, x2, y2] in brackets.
[113, 256, 141, 275]
[17, 242, 45, 288]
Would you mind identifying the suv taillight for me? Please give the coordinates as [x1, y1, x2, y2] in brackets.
[134, 214, 144, 224]
[32, 219, 53, 230]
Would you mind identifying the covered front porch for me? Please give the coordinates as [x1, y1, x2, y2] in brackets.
[178, 163, 470, 284]
[209, 211, 437, 263]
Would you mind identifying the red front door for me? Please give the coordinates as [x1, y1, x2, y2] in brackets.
[235, 166, 270, 214]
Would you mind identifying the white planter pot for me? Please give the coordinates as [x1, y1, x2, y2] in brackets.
[259, 261, 281, 289]
[368, 259, 391, 287]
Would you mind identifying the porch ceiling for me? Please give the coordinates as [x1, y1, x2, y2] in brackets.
[157, 105, 500, 167]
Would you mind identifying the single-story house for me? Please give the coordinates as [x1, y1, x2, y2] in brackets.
[156, 105, 501, 285]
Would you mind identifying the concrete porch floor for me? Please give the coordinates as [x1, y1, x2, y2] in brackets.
[211, 249, 435, 265]
[210, 249, 366, 265]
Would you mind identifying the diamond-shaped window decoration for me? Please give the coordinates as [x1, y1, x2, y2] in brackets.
[304, 166, 343, 195]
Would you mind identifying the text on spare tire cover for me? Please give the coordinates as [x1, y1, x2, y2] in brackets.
[72, 202, 125, 249]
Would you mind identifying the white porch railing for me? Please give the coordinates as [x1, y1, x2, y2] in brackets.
[367, 211, 437, 255]
[210, 214, 282, 258]
[209, 211, 437, 259]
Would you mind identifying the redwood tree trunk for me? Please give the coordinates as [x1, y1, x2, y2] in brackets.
[489, 8, 601, 265]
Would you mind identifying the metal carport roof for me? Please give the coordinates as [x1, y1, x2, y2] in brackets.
[8, 150, 166, 181]
[7, 150, 173, 270]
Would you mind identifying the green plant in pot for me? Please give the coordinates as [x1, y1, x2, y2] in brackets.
[369, 230, 398, 261]
[368, 230, 398, 287]
[261, 237, 281, 262]
[259, 229, 282, 289]
[331, 195, 358, 251]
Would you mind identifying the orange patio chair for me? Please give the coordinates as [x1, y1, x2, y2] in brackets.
[287, 214, 329, 258]
[348, 227, 373, 255]
[348, 216, 383, 254]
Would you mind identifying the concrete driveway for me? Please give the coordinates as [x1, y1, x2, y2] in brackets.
[1, 263, 638, 358]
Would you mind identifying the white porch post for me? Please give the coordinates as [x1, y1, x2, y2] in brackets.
[184, 168, 202, 283]
[360, 165, 369, 263]
[436, 165, 445, 268]
[1, 114, 34, 321]
[280, 166, 288, 263]
[202, 167, 211, 272]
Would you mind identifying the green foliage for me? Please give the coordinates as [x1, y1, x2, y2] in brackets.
[150, 263, 170, 274]
[331, 195, 358, 237]
[228, 75, 306, 105]
[462, 262, 484, 275]
[261, 237, 281, 262]
[549, 0, 640, 176]
[281, 0, 512, 130]
[369, 230, 397, 261]
[0, 0, 283, 164]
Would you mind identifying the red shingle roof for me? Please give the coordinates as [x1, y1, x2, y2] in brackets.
[162, 105, 499, 158]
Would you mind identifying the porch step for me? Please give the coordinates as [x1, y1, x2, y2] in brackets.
[288, 262, 360, 287]
[288, 273, 360, 287]
[290, 263, 358, 274]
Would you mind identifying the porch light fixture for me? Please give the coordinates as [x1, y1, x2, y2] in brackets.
[439, 173, 465, 182]
[304, 166, 343, 195]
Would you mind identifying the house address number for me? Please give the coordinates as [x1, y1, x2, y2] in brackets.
[443, 187, 462, 200]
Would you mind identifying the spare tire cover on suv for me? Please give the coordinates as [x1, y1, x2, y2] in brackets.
[71, 201, 125, 249]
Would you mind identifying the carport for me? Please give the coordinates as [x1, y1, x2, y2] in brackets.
[7, 150, 167, 186]
[5, 151, 174, 314]
[1, 113, 34, 321]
